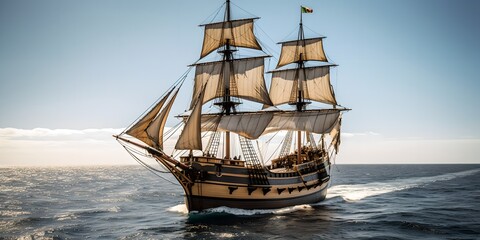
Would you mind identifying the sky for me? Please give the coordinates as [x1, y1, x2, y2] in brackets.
[0, 0, 479, 166]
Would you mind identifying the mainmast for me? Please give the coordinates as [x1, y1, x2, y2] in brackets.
[294, 9, 309, 164]
[215, 0, 236, 158]
[178, 0, 272, 156]
[294, 9, 309, 112]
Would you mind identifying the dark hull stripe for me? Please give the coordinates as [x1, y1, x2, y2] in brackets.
[203, 171, 327, 185]
[193, 161, 329, 176]
[186, 184, 328, 211]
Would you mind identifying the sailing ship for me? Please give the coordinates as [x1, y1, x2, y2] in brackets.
[115, 1, 348, 212]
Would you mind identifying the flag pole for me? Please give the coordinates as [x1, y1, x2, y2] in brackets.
[300, 6, 303, 26]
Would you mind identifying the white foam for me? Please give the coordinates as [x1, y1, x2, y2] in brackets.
[204, 204, 315, 216]
[202, 206, 273, 215]
[327, 168, 480, 202]
[217, 233, 235, 238]
[107, 206, 121, 213]
[55, 212, 77, 221]
[167, 204, 189, 214]
[168, 203, 314, 216]
[272, 204, 314, 214]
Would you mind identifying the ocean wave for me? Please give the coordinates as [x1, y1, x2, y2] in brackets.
[0, 220, 15, 231]
[15, 227, 57, 240]
[0, 185, 27, 193]
[107, 206, 121, 213]
[327, 168, 480, 202]
[53, 206, 122, 220]
[55, 212, 78, 221]
[0, 210, 31, 217]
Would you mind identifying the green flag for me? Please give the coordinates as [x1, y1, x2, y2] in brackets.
[301, 6, 313, 13]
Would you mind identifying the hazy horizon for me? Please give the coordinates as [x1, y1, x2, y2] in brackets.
[1, 127, 478, 166]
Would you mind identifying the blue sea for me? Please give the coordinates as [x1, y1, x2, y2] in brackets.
[1, 164, 479, 239]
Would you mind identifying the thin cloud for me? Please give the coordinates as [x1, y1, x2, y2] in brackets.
[0, 128, 132, 166]
[342, 132, 381, 138]
[1, 128, 479, 166]
[0, 128, 125, 141]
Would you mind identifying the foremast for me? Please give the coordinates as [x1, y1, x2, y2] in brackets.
[269, 6, 342, 164]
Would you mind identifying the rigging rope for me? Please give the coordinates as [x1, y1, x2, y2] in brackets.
[163, 121, 183, 149]
[118, 140, 179, 185]
[121, 67, 192, 135]
[303, 24, 324, 39]
[200, 2, 225, 25]
[229, 2, 255, 18]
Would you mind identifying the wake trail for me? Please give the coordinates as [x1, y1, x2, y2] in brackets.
[327, 168, 480, 202]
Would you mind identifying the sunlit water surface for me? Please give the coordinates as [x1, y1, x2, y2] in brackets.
[1, 164, 479, 239]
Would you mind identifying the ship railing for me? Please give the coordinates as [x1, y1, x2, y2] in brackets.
[294, 158, 327, 174]
[180, 156, 245, 167]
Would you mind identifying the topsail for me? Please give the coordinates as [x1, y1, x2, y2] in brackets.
[277, 37, 328, 68]
[200, 18, 261, 58]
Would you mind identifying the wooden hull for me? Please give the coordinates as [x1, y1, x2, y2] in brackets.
[185, 180, 329, 211]
[173, 156, 331, 212]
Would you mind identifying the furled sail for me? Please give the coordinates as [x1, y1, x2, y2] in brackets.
[191, 56, 272, 107]
[269, 65, 337, 106]
[200, 18, 261, 58]
[145, 88, 179, 149]
[195, 110, 340, 139]
[175, 89, 205, 150]
[125, 89, 174, 147]
[277, 38, 327, 68]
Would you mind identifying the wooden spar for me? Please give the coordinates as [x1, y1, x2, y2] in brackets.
[114, 135, 190, 171]
[223, 0, 232, 160]
[297, 130, 302, 164]
[226, 131, 231, 159]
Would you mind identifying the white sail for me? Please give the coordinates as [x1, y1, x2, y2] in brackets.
[145, 88, 179, 149]
[264, 110, 340, 136]
[200, 112, 273, 139]
[277, 38, 327, 68]
[200, 18, 261, 58]
[196, 110, 340, 139]
[269, 66, 337, 106]
[125, 89, 173, 147]
[191, 56, 272, 107]
[175, 89, 204, 150]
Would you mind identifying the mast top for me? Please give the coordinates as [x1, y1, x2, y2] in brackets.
[226, 0, 231, 22]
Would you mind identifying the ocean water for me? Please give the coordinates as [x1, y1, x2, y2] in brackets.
[1, 165, 479, 240]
